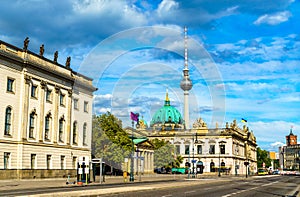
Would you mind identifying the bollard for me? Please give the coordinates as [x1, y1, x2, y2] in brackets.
[123, 171, 128, 182]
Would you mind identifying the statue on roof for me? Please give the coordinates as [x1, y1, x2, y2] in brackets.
[65, 56, 71, 68]
[23, 37, 29, 51]
[54, 51, 58, 63]
[39, 44, 44, 57]
[231, 119, 237, 129]
[192, 118, 206, 128]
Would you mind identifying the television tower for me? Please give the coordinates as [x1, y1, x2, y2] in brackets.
[180, 27, 193, 129]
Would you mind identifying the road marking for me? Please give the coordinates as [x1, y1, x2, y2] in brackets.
[185, 190, 196, 194]
[161, 195, 172, 197]
[221, 181, 279, 197]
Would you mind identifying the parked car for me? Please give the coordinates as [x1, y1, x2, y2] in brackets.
[258, 168, 268, 175]
[272, 170, 279, 175]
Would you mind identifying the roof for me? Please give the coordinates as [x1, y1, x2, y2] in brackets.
[150, 91, 183, 126]
[133, 138, 148, 145]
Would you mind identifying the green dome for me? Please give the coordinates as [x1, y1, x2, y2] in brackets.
[150, 92, 183, 126]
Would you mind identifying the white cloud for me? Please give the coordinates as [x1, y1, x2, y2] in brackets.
[249, 121, 300, 151]
[270, 141, 284, 148]
[157, 0, 179, 17]
[254, 11, 291, 25]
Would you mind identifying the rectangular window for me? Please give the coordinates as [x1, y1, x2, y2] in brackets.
[209, 145, 215, 154]
[29, 113, 35, 138]
[175, 145, 180, 155]
[5, 107, 12, 135]
[7, 78, 14, 92]
[46, 89, 52, 102]
[74, 99, 79, 110]
[60, 92, 65, 106]
[220, 144, 226, 154]
[31, 85, 38, 98]
[45, 116, 50, 140]
[4, 152, 10, 169]
[84, 101, 88, 112]
[59, 119, 64, 142]
[73, 122, 77, 144]
[83, 123, 87, 145]
[185, 145, 190, 155]
[61, 155, 65, 170]
[197, 145, 202, 154]
[31, 154, 36, 169]
[46, 155, 51, 169]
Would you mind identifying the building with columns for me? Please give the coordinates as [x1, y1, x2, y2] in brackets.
[0, 39, 96, 179]
[131, 27, 257, 176]
[137, 93, 257, 176]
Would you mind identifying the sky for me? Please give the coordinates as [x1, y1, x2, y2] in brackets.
[0, 0, 299, 152]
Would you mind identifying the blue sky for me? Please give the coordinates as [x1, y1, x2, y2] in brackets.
[0, 0, 299, 152]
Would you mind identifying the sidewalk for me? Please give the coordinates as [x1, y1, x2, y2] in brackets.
[0, 174, 186, 191]
[0, 173, 252, 192]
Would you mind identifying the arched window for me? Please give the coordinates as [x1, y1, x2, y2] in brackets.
[73, 121, 77, 144]
[5, 107, 12, 135]
[44, 114, 51, 140]
[59, 117, 64, 142]
[83, 123, 87, 145]
[210, 162, 215, 172]
[29, 111, 36, 138]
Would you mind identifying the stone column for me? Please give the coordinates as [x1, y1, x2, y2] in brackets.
[66, 89, 72, 145]
[53, 85, 60, 143]
[22, 75, 31, 140]
[145, 152, 149, 174]
[39, 81, 47, 142]
[149, 152, 154, 173]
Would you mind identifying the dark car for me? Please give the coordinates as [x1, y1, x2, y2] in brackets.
[272, 170, 279, 175]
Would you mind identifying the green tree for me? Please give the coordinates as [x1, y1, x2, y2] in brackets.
[257, 147, 272, 168]
[92, 113, 131, 171]
[153, 143, 175, 168]
[172, 155, 184, 168]
[98, 112, 132, 151]
[150, 138, 167, 149]
[150, 138, 175, 168]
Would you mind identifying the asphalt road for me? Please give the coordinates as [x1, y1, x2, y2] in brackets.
[1, 175, 299, 197]
[97, 176, 300, 197]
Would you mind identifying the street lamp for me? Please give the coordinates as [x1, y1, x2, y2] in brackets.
[129, 120, 135, 182]
[192, 133, 198, 178]
[218, 140, 226, 177]
[244, 141, 250, 178]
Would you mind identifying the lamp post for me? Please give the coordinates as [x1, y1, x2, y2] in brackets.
[192, 133, 198, 178]
[129, 112, 139, 182]
[218, 140, 226, 177]
[129, 120, 135, 182]
[244, 141, 250, 178]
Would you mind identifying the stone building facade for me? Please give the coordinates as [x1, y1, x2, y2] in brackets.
[0, 40, 96, 179]
[135, 93, 257, 176]
[279, 128, 300, 171]
[147, 118, 257, 176]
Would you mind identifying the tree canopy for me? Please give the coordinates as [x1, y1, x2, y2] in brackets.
[257, 147, 272, 168]
[150, 138, 183, 169]
[92, 113, 131, 170]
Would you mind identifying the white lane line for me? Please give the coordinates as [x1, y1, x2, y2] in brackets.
[185, 190, 196, 194]
[221, 181, 279, 197]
